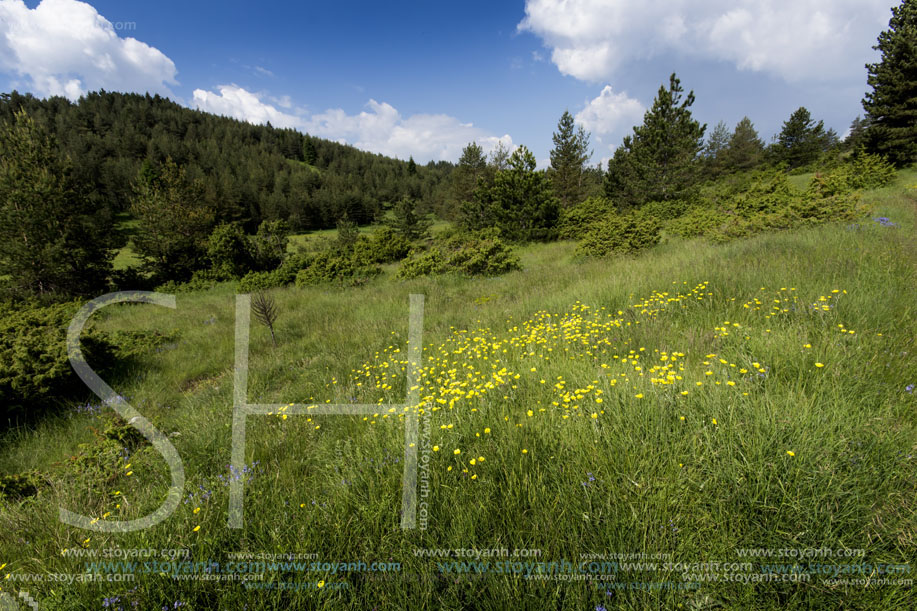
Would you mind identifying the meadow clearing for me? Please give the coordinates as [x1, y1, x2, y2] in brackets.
[0, 170, 915, 610]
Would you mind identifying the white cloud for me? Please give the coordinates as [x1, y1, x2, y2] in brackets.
[304, 99, 513, 162]
[190, 86, 513, 163]
[575, 85, 644, 146]
[192, 85, 304, 128]
[0, 0, 177, 99]
[519, 0, 890, 83]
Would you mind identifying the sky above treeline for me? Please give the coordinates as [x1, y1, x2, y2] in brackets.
[0, 0, 896, 167]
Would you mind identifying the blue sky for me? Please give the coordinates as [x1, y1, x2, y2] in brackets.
[0, 0, 897, 166]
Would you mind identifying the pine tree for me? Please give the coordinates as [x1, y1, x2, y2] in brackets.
[604, 73, 706, 208]
[0, 110, 114, 298]
[844, 116, 871, 151]
[862, 0, 917, 165]
[479, 145, 559, 242]
[774, 107, 828, 170]
[387, 195, 431, 241]
[548, 110, 591, 208]
[702, 121, 731, 179]
[723, 117, 765, 171]
[130, 158, 214, 281]
[303, 137, 317, 166]
[489, 141, 511, 172]
[452, 142, 488, 206]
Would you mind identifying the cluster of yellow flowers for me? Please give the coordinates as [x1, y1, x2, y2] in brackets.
[323, 281, 850, 478]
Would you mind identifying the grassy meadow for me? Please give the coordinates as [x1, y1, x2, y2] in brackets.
[1, 171, 915, 610]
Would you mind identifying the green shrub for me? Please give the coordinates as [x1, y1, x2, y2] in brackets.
[0, 471, 43, 500]
[206, 222, 253, 279]
[239, 252, 311, 292]
[448, 238, 521, 277]
[352, 227, 412, 265]
[577, 211, 661, 257]
[666, 206, 724, 238]
[557, 196, 615, 240]
[0, 302, 113, 417]
[155, 269, 226, 293]
[294, 251, 380, 286]
[397, 233, 520, 279]
[641, 198, 691, 223]
[250, 220, 290, 271]
[808, 153, 897, 198]
[396, 248, 448, 279]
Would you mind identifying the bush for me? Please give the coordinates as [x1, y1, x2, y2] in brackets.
[577, 211, 661, 257]
[238, 252, 311, 292]
[250, 220, 290, 271]
[396, 248, 448, 279]
[294, 251, 380, 286]
[0, 471, 43, 500]
[809, 153, 897, 198]
[666, 206, 724, 238]
[641, 198, 691, 223]
[557, 196, 615, 240]
[0, 302, 113, 419]
[352, 227, 412, 265]
[448, 238, 521, 277]
[206, 222, 253, 279]
[397, 232, 521, 279]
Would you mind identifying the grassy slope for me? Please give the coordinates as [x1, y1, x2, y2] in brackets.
[1, 171, 915, 610]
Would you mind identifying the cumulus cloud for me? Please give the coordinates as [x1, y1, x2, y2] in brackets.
[575, 86, 645, 145]
[190, 86, 512, 163]
[0, 0, 177, 99]
[305, 99, 513, 162]
[192, 85, 304, 129]
[519, 0, 890, 83]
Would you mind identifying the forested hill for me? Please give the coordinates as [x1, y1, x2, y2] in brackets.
[0, 90, 453, 230]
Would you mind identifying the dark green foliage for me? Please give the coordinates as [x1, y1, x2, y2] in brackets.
[154, 269, 225, 294]
[335, 214, 359, 251]
[130, 158, 214, 282]
[557, 196, 615, 240]
[666, 206, 724, 239]
[0, 110, 114, 299]
[239, 269, 288, 293]
[808, 153, 897, 197]
[474, 145, 559, 242]
[239, 252, 310, 292]
[862, 0, 917, 165]
[352, 227, 412, 265]
[294, 251, 379, 286]
[250, 220, 290, 271]
[576, 211, 662, 257]
[843, 116, 871, 152]
[0, 302, 112, 419]
[0, 90, 452, 234]
[604, 73, 706, 208]
[772, 107, 834, 170]
[386, 196, 431, 241]
[641, 198, 691, 222]
[396, 248, 448, 279]
[667, 162, 880, 243]
[549, 110, 591, 208]
[207, 222, 253, 279]
[0, 471, 43, 500]
[451, 142, 489, 217]
[702, 121, 731, 179]
[397, 231, 520, 278]
[724, 117, 765, 173]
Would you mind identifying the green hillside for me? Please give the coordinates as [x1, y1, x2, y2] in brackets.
[1, 170, 914, 610]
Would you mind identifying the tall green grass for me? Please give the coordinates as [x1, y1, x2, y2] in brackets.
[0, 174, 915, 610]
